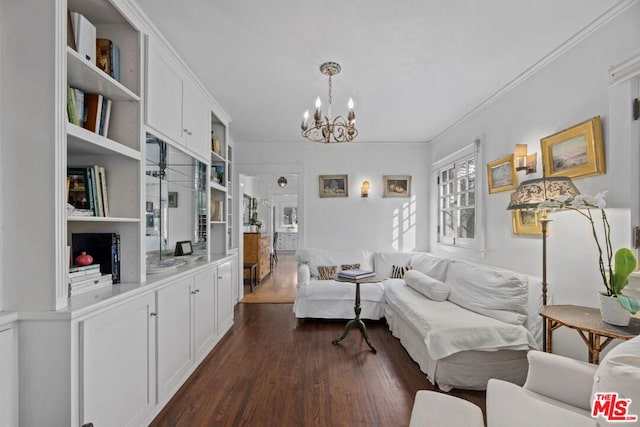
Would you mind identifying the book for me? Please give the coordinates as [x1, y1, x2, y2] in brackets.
[70, 12, 96, 64]
[83, 93, 103, 133]
[98, 166, 110, 216]
[96, 39, 120, 81]
[69, 263, 100, 273]
[67, 9, 77, 51]
[99, 98, 112, 137]
[92, 165, 104, 216]
[74, 88, 85, 127]
[337, 269, 376, 280]
[67, 85, 78, 125]
[72, 233, 120, 284]
[69, 271, 102, 284]
[67, 167, 93, 213]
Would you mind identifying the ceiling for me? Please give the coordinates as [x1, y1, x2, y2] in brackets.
[134, 0, 622, 144]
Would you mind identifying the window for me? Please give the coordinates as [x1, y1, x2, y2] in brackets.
[437, 155, 476, 245]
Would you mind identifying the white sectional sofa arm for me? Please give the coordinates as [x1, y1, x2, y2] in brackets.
[297, 263, 310, 289]
[523, 350, 597, 410]
[487, 378, 597, 427]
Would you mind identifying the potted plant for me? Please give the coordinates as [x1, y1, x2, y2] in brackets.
[542, 192, 639, 325]
[249, 217, 262, 232]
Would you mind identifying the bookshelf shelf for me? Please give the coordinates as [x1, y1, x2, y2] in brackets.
[67, 124, 141, 160]
[67, 47, 139, 102]
[210, 181, 226, 192]
[210, 221, 225, 225]
[211, 151, 225, 163]
[67, 216, 141, 223]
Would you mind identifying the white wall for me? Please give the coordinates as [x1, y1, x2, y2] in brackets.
[237, 142, 430, 252]
[428, 2, 640, 360]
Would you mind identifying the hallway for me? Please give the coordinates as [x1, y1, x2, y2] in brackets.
[241, 252, 297, 303]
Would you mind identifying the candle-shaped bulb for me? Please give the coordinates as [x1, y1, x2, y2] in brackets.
[303, 110, 309, 121]
[348, 97, 354, 110]
[315, 97, 321, 109]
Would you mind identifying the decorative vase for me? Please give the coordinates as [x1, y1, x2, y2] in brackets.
[75, 251, 93, 266]
[598, 293, 631, 326]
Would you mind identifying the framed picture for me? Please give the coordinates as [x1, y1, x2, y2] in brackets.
[512, 210, 545, 236]
[174, 240, 193, 256]
[487, 155, 517, 194]
[243, 194, 252, 225]
[168, 191, 178, 208]
[319, 175, 348, 198]
[540, 116, 605, 179]
[383, 175, 411, 197]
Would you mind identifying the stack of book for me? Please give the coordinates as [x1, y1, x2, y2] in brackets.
[337, 269, 376, 280]
[67, 166, 109, 217]
[66, 87, 113, 137]
[68, 264, 112, 297]
[96, 38, 120, 82]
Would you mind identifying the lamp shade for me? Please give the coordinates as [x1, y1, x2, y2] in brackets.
[506, 176, 579, 210]
[277, 176, 288, 188]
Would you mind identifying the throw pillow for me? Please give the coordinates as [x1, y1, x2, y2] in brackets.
[341, 263, 360, 271]
[403, 270, 450, 301]
[317, 265, 337, 280]
[591, 336, 640, 426]
[391, 265, 412, 279]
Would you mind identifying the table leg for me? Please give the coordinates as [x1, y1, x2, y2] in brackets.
[332, 282, 377, 353]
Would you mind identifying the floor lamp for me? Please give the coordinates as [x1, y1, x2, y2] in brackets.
[507, 176, 580, 351]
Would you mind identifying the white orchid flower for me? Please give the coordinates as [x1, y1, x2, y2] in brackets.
[594, 191, 607, 209]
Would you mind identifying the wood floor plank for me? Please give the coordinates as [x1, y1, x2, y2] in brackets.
[150, 303, 486, 426]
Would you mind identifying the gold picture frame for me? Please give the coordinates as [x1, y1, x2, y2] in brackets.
[487, 155, 517, 194]
[382, 175, 411, 197]
[512, 210, 544, 236]
[319, 174, 348, 198]
[540, 116, 605, 179]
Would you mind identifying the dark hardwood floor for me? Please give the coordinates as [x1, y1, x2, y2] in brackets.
[150, 303, 486, 426]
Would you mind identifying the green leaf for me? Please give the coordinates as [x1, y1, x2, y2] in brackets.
[612, 248, 638, 294]
[617, 294, 640, 315]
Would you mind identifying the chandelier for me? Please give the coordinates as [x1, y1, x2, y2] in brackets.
[301, 62, 357, 143]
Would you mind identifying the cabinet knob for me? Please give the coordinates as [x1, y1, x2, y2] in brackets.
[218, 276, 223, 279]
[183, 128, 193, 136]
[150, 312, 158, 317]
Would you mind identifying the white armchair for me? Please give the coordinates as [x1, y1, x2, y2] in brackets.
[410, 334, 640, 427]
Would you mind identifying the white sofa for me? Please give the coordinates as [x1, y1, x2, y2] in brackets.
[410, 335, 640, 426]
[294, 249, 543, 391]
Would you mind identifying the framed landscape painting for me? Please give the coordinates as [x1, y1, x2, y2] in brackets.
[540, 116, 605, 179]
[383, 175, 411, 197]
[511, 210, 544, 236]
[487, 155, 517, 194]
[319, 174, 348, 198]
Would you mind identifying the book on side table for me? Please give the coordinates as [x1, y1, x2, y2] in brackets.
[337, 269, 376, 280]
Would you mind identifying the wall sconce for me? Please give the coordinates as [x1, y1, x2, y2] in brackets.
[514, 144, 537, 174]
[361, 180, 370, 197]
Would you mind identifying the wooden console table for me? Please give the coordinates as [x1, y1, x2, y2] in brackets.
[540, 304, 640, 364]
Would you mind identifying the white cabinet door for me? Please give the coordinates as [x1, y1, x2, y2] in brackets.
[183, 82, 211, 159]
[217, 260, 234, 332]
[156, 277, 193, 401]
[193, 267, 217, 360]
[146, 36, 184, 144]
[0, 326, 17, 427]
[80, 294, 156, 427]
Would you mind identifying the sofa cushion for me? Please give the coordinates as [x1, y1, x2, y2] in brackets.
[410, 253, 449, 282]
[297, 248, 373, 277]
[374, 252, 415, 280]
[317, 265, 336, 280]
[591, 335, 640, 426]
[404, 270, 450, 302]
[391, 265, 413, 279]
[341, 263, 360, 270]
[445, 259, 528, 325]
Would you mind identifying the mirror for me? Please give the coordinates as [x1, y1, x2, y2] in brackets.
[282, 206, 296, 226]
[145, 133, 207, 261]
